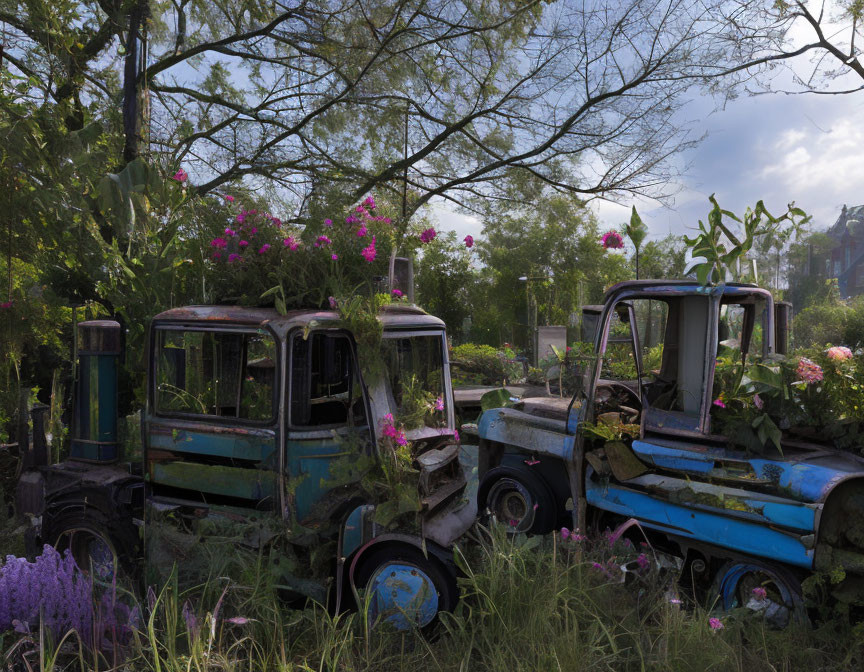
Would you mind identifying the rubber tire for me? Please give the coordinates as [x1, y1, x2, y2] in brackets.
[352, 544, 458, 630]
[711, 559, 807, 627]
[478, 466, 557, 534]
[42, 506, 139, 585]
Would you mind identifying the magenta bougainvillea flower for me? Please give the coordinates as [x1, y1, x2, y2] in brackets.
[636, 553, 650, 571]
[283, 237, 299, 250]
[331, 253, 338, 261]
[212, 252, 221, 260]
[363, 196, 376, 209]
[210, 237, 228, 249]
[224, 194, 234, 202]
[228, 253, 242, 263]
[258, 243, 270, 254]
[712, 398, 726, 409]
[419, 227, 437, 244]
[361, 236, 376, 263]
[315, 235, 332, 248]
[391, 288, 403, 298]
[601, 231, 624, 249]
[708, 617, 724, 630]
[172, 168, 188, 182]
[1, 300, 14, 308]
[453, 429, 460, 443]
[324, 219, 333, 227]
[357, 225, 368, 237]
[797, 357, 824, 384]
[464, 235, 474, 248]
[827, 346, 853, 361]
[239, 240, 249, 248]
[434, 396, 445, 412]
[752, 586, 767, 600]
[381, 413, 408, 446]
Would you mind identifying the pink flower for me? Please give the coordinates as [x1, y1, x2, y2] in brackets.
[324, 219, 333, 227]
[210, 237, 228, 249]
[228, 253, 242, 263]
[708, 617, 724, 630]
[361, 236, 377, 263]
[383, 217, 392, 224]
[524, 457, 540, 466]
[283, 237, 299, 250]
[464, 235, 474, 248]
[328, 296, 337, 309]
[797, 357, 824, 384]
[713, 398, 726, 409]
[172, 168, 188, 182]
[419, 227, 437, 244]
[239, 240, 249, 248]
[561, 527, 571, 541]
[331, 253, 339, 261]
[212, 252, 221, 259]
[391, 289, 403, 298]
[258, 243, 270, 254]
[752, 586, 767, 601]
[827, 346, 853, 361]
[753, 394, 764, 410]
[601, 231, 624, 249]
[236, 214, 245, 224]
[363, 196, 376, 209]
[1, 300, 13, 309]
[226, 616, 250, 625]
[249, 227, 258, 235]
[357, 225, 368, 237]
[356, 205, 365, 213]
[453, 430, 460, 443]
[509, 519, 519, 527]
[636, 553, 649, 571]
[315, 235, 331, 248]
[434, 396, 445, 412]
[224, 194, 234, 202]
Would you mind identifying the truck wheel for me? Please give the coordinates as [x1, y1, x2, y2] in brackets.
[712, 559, 807, 627]
[353, 544, 458, 631]
[44, 508, 137, 586]
[479, 467, 556, 534]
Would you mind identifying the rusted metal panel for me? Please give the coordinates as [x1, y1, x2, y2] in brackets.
[151, 461, 277, 502]
[148, 423, 276, 464]
[478, 407, 574, 460]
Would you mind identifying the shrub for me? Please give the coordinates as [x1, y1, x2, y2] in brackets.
[450, 343, 523, 385]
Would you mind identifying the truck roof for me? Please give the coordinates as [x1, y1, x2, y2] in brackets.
[152, 303, 445, 334]
[603, 279, 763, 303]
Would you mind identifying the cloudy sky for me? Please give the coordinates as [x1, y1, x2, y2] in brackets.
[434, 81, 864, 246]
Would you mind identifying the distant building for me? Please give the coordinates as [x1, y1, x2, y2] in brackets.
[826, 204, 864, 298]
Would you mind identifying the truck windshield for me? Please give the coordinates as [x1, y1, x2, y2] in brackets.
[381, 333, 450, 430]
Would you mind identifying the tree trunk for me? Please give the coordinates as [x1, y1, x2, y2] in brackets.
[123, 1, 147, 164]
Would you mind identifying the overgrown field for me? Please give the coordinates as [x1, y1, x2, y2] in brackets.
[3, 525, 864, 672]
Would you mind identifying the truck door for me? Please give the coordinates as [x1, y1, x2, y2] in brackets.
[285, 329, 371, 526]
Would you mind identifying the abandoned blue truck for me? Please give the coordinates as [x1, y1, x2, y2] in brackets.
[475, 279, 864, 624]
[15, 302, 472, 629]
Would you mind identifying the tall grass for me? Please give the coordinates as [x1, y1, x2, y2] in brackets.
[4, 525, 864, 671]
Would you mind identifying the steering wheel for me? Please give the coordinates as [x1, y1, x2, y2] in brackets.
[594, 381, 642, 422]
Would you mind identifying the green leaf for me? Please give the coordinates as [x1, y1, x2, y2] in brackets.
[480, 388, 516, 411]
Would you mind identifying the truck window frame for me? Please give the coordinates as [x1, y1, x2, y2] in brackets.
[592, 291, 717, 438]
[150, 323, 280, 427]
[286, 328, 371, 434]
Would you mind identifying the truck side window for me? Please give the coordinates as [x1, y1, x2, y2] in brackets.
[290, 332, 367, 428]
[155, 329, 276, 422]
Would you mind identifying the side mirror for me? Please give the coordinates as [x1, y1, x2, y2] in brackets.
[580, 305, 603, 345]
[775, 301, 792, 355]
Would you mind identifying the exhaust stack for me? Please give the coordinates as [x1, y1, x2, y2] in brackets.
[70, 320, 121, 462]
